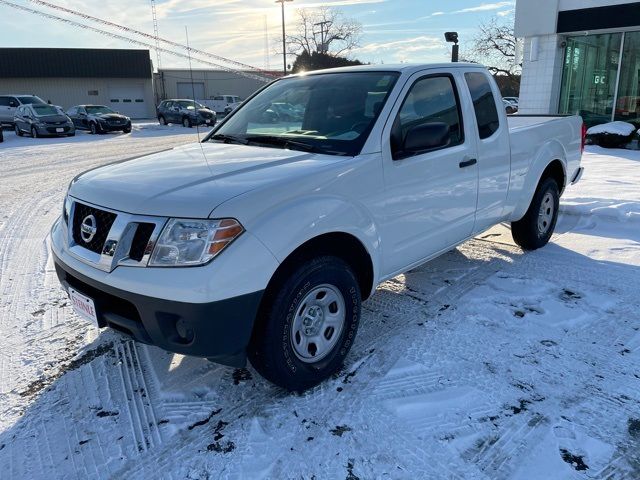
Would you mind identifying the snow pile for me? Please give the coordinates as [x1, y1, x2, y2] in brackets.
[586, 121, 637, 136]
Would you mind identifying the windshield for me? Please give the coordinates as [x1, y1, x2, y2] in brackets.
[206, 71, 400, 156]
[17, 95, 45, 105]
[86, 105, 115, 115]
[31, 105, 60, 116]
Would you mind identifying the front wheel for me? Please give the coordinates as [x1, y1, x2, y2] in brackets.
[123, 126, 132, 134]
[248, 256, 361, 391]
[511, 177, 560, 250]
[15, 124, 23, 137]
[31, 126, 39, 138]
[182, 117, 192, 128]
[89, 122, 98, 135]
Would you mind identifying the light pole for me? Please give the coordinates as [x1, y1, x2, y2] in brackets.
[444, 32, 459, 62]
[275, 0, 293, 76]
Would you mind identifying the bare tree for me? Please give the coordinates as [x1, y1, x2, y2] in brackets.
[468, 16, 521, 79]
[285, 7, 362, 58]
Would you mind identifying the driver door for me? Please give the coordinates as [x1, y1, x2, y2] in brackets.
[380, 72, 479, 276]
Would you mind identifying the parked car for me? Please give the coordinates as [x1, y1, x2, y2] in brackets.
[503, 99, 518, 114]
[157, 100, 216, 128]
[14, 104, 75, 138]
[66, 105, 131, 134]
[51, 63, 584, 391]
[503, 96, 519, 107]
[203, 95, 243, 115]
[0, 94, 46, 125]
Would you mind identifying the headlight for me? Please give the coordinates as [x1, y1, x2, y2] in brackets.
[149, 218, 243, 266]
[62, 195, 72, 224]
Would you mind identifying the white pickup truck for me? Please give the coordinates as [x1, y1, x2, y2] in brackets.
[51, 64, 584, 391]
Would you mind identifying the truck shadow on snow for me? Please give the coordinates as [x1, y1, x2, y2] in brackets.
[1, 234, 639, 478]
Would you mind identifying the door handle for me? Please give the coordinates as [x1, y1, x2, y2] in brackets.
[459, 158, 477, 168]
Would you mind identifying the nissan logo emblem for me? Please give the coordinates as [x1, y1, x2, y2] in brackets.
[80, 214, 97, 243]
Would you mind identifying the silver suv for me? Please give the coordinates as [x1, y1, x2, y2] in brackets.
[0, 95, 46, 125]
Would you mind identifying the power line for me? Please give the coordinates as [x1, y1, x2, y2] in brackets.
[22, 0, 277, 79]
[0, 0, 272, 82]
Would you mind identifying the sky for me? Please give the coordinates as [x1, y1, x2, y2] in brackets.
[0, 0, 515, 71]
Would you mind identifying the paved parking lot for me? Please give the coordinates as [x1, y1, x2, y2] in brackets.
[0, 127, 639, 479]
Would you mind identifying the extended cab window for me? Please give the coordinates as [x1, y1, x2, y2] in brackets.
[465, 72, 500, 139]
[391, 75, 463, 160]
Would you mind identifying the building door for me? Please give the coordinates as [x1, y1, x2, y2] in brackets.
[558, 33, 622, 126]
[108, 85, 147, 119]
[177, 82, 205, 100]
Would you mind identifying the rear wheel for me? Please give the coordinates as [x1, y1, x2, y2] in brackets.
[158, 115, 167, 126]
[248, 256, 361, 391]
[511, 177, 560, 250]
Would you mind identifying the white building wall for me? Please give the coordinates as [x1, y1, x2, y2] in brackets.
[0, 77, 155, 118]
[518, 35, 565, 114]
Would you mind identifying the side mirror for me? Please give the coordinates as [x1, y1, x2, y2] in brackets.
[400, 122, 451, 157]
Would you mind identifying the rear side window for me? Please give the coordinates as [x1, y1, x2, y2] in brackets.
[0, 97, 9, 107]
[391, 75, 464, 159]
[465, 72, 500, 139]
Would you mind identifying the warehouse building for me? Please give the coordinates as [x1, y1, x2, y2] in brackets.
[516, 0, 640, 126]
[156, 68, 271, 104]
[0, 48, 155, 119]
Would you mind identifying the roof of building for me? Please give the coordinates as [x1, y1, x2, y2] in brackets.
[0, 48, 152, 79]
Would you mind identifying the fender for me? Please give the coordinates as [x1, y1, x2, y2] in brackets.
[217, 193, 382, 297]
[508, 138, 567, 222]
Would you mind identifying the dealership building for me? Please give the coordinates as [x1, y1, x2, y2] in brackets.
[0, 48, 155, 119]
[516, 0, 640, 126]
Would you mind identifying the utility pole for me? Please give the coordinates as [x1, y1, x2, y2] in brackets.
[275, 0, 293, 76]
[314, 20, 332, 54]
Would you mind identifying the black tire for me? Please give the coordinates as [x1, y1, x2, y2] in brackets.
[31, 126, 39, 138]
[182, 116, 192, 128]
[123, 126, 132, 134]
[511, 177, 560, 250]
[90, 122, 98, 135]
[68, 132, 75, 137]
[158, 115, 167, 126]
[248, 256, 361, 391]
[15, 124, 23, 137]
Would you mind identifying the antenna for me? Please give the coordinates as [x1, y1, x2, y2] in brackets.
[150, 0, 161, 70]
[185, 26, 201, 143]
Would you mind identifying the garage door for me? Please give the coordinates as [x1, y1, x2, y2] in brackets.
[177, 82, 205, 100]
[108, 85, 148, 119]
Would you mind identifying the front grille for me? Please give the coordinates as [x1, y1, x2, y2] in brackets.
[129, 223, 155, 261]
[107, 120, 123, 125]
[72, 203, 117, 254]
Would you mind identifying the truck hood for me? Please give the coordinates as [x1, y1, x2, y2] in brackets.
[69, 142, 346, 218]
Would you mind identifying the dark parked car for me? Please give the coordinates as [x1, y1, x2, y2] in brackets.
[66, 105, 132, 134]
[14, 104, 75, 138]
[157, 99, 216, 128]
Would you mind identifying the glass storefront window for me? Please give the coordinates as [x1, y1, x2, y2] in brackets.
[559, 33, 622, 127]
[614, 31, 640, 127]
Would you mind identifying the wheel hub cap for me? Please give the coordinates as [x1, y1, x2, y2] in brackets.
[291, 284, 346, 363]
[537, 191, 555, 235]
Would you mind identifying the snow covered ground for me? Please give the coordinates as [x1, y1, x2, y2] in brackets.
[0, 128, 639, 479]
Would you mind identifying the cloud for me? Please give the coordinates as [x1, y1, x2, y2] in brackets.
[454, 2, 515, 13]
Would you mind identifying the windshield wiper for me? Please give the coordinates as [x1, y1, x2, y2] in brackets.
[209, 133, 249, 145]
[244, 135, 320, 153]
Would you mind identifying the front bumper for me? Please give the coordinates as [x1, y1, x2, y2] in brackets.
[98, 121, 131, 132]
[37, 124, 75, 136]
[54, 251, 263, 366]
